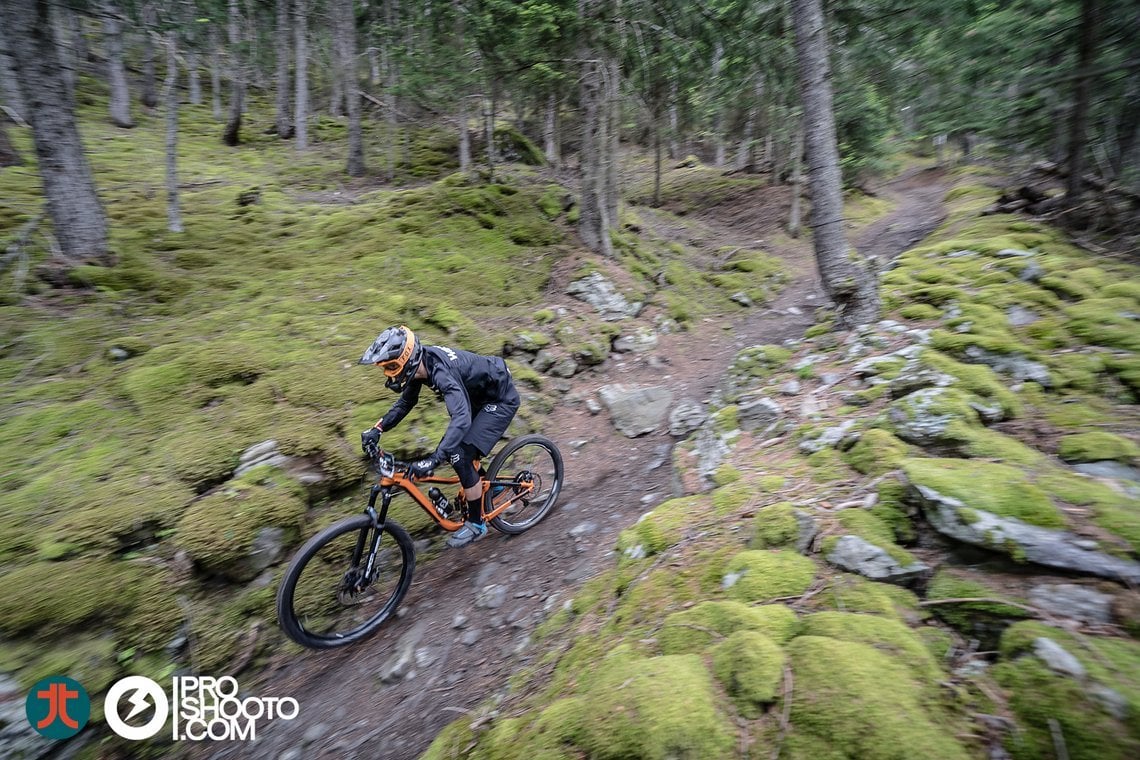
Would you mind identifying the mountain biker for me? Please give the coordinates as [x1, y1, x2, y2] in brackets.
[359, 325, 520, 548]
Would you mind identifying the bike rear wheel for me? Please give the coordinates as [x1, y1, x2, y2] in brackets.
[276, 515, 415, 649]
[487, 434, 564, 535]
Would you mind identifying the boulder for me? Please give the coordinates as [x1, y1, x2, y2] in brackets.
[736, 395, 782, 434]
[961, 345, 1052, 388]
[826, 535, 930, 584]
[598, 384, 674, 437]
[799, 419, 856, 454]
[1027, 584, 1113, 626]
[907, 481, 1140, 584]
[612, 327, 659, 354]
[888, 387, 978, 446]
[669, 398, 708, 437]
[565, 273, 641, 321]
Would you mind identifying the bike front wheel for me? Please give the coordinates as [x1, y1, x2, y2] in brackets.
[276, 515, 415, 649]
[487, 434, 564, 535]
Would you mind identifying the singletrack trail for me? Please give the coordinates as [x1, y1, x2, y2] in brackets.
[192, 166, 949, 760]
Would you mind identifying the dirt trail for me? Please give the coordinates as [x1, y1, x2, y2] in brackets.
[195, 166, 949, 760]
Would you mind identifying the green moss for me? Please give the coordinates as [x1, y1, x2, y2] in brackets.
[752, 502, 802, 549]
[834, 509, 918, 566]
[1058, 431, 1139, 464]
[824, 575, 921, 621]
[901, 458, 1064, 528]
[710, 479, 749, 511]
[726, 345, 792, 390]
[1037, 469, 1140, 551]
[175, 470, 306, 581]
[1066, 298, 1140, 351]
[918, 350, 1022, 418]
[899, 303, 942, 320]
[711, 405, 739, 434]
[616, 496, 709, 558]
[658, 601, 799, 654]
[801, 611, 942, 683]
[844, 429, 909, 475]
[957, 427, 1046, 466]
[996, 621, 1140, 759]
[787, 636, 971, 760]
[926, 570, 1031, 632]
[723, 550, 816, 603]
[0, 559, 176, 643]
[872, 478, 916, 542]
[806, 447, 851, 483]
[711, 630, 785, 718]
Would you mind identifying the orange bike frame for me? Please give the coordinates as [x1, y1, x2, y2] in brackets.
[376, 462, 534, 533]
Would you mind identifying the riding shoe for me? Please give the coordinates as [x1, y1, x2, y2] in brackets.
[446, 521, 487, 548]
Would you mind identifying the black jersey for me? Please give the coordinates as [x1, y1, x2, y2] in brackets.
[379, 346, 518, 459]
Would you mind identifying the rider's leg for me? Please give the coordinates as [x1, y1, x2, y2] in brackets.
[450, 442, 485, 525]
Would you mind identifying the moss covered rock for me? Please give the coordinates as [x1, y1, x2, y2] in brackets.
[786, 635, 971, 760]
[711, 630, 786, 718]
[1058, 431, 1140, 464]
[844, 429, 909, 475]
[902, 458, 1063, 528]
[723, 550, 816, 602]
[176, 471, 306, 581]
[658, 601, 798, 654]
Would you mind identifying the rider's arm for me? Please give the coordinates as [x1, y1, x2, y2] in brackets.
[378, 380, 422, 431]
[431, 367, 472, 461]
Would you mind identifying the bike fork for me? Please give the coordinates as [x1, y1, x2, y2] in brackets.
[360, 485, 393, 579]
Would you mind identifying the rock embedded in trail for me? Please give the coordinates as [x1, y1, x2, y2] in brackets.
[1027, 584, 1113, 626]
[598, 384, 674, 437]
[736, 394, 782, 434]
[961, 345, 1052, 388]
[612, 327, 659, 354]
[668, 398, 707, 437]
[826, 535, 931, 584]
[565, 272, 642, 321]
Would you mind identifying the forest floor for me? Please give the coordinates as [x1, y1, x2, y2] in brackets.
[197, 164, 952, 760]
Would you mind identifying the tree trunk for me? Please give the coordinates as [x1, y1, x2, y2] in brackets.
[210, 26, 222, 119]
[294, 0, 309, 149]
[667, 76, 679, 159]
[223, 0, 244, 146]
[187, 49, 202, 105]
[4, 0, 110, 264]
[738, 72, 763, 171]
[0, 24, 28, 122]
[368, 47, 380, 86]
[164, 32, 183, 233]
[602, 57, 619, 228]
[341, 0, 364, 175]
[653, 121, 662, 207]
[484, 90, 495, 181]
[102, 2, 133, 128]
[1066, 0, 1099, 201]
[50, 3, 75, 101]
[0, 116, 22, 166]
[791, 0, 878, 325]
[788, 119, 804, 237]
[273, 0, 293, 138]
[543, 92, 558, 168]
[1109, 70, 1140, 181]
[329, 5, 345, 118]
[711, 42, 725, 167]
[383, 0, 398, 180]
[70, 6, 89, 65]
[140, 4, 158, 108]
[578, 55, 613, 256]
[458, 95, 470, 172]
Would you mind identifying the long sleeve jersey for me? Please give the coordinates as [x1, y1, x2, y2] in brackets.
[379, 345, 515, 459]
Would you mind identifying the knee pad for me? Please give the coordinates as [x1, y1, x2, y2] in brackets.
[449, 442, 482, 489]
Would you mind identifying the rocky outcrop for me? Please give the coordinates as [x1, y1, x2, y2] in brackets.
[826, 535, 930, 584]
[598, 384, 674, 438]
[566, 273, 643, 321]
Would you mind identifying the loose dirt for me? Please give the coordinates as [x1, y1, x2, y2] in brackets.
[190, 166, 949, 760]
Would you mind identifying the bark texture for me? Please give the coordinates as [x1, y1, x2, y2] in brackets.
[275, 0, 293, 138]
[164, 33, 183, 233]
[140, 4, 158, 108]
[0, 116, 22, 167]
[294, 0, 309, 149]
[210, 26, 222, 119]
[341, 0, 364, 175]
[4, 0, 110, 263]
[1066, 0, 1099, 201]
[223, 0, 244, 146]
[0, 24, 28, 121]
[543, 92, 558, 168]
[187, 49, 202, 105]
[458, 95, 470, 172]
[791, 0, 879, 325]
[102, 2, 133, 128]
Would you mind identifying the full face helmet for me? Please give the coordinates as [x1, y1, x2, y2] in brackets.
[359, 325, 423, 392]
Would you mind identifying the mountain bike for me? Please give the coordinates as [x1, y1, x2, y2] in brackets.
[275, 434, 563, 649]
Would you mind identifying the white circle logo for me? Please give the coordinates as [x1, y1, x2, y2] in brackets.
[104, 676, 169, 741]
